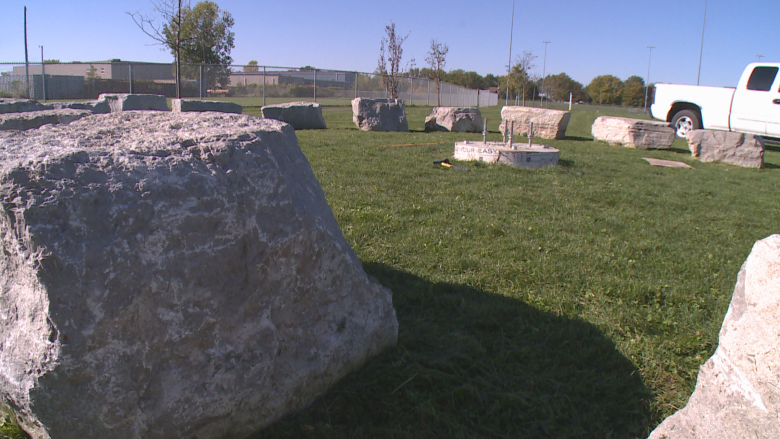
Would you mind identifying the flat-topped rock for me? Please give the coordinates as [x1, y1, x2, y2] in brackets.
[261, 101, 326, 130]
[686, 130, 764, 168]
[648, 234, 780, 439]
[97, 93, 169, 112]
[0, 99, 52, 114]
[591, 116, 674, 149]
[499, 106, 570, 140]
[172, 99, 243, 114]
[0, 109, 91, 131]
[454, 141, 559, 168]
[51, 100, 110, 114]
[0, 112, 398, 439]
[425, 107, 483, 132]
[351, 98, 408, 132]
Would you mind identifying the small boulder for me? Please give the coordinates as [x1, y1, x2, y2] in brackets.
[351, 98, 408, 132]
[591, 116, 674, 149]
[97, 93, 169, 112]
[0, 99, 52, 114]
[499, 106, 570, 140]
[261, 101, 326, 129]
[648, 234, 780, 439]
[172, 99, 243, 114]
[0, 109, 91, 131]
[51, 100, 110, 114]
[424, 107, 483, 132]
[686, 129, 764, 168]
[0, 112, 398, 439]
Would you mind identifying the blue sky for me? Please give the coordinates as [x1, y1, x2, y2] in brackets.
[2, 0, 778, 88]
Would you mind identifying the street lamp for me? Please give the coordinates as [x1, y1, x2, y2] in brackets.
[696, 0, 707, 85]
[505, 0, 515, 106]
[541, 40, 551, 107]
[644, 45, 655, 112]
[756, 54, 765, 62]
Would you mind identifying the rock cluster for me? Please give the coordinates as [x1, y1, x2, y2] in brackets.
[261, 101, 326, 130]
[424, 107, 483, 132]
[0, 109, 91, 130]
[499, 106, 570, 140]
[686, 130, 764, 168]
[172, 99, 243, 114]
[0, 99, 52, 114]
[351, 98, 408, 132]
[0, 112, 398, 439]
[98, 93, 169, 112]
[648, 234, 780, 439]
[591, 116, 674, 149]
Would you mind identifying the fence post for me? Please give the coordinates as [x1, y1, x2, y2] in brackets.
[354, 71, 358, 100]
[262, 66, 266, 107]
[129, 63, 133, 94]
[427, 80, 430, 106]
[409, 76, 413, 106]
[199, 64, 203, 100]
[40, 47, 46, 102]
[569, 92, 572, 111]
[313, 68, 317, 102]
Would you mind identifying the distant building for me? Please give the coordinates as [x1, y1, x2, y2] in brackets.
[12, 59, 174, 81]
[229, 70, 356, 88]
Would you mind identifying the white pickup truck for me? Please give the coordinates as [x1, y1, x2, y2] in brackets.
[651, 63, 780, 137]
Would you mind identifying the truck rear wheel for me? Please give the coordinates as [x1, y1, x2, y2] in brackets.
[671, 109, 701, 138]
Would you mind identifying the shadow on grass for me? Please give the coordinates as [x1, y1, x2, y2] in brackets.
[564, 135, 594, 141]
[253, 263, 654, 439]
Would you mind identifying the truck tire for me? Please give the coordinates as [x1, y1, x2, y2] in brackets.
[670, 109, 701, 138]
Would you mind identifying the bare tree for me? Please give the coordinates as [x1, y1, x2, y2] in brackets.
[509, 51, 537, 104]
[377, 21, 409, 100]
[128, 0, 187, 98]
[425, 39, 449, 106]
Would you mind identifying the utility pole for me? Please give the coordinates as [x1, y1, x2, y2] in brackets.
[541, 41, 551, 108]
[644, 45, 655, 112]
[505, 0, 515, 106]
[756, 54, 765, 62]
[24, 7, 30, 98]
[697, 0, 707, 85]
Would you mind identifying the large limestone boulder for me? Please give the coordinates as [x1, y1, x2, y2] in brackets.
[591, 116, 674, 149]
[351, 98, 408, 132]
[261, 101, 326, 130]
[0, 112, 398, 439]
[0, 109, 91, 131]
[499, 106, 570, 140]
[0, 99, 52, 114]
[172, 99, 242, 114]
[51, 100, 110, 114]
[686, 129, 764, 168]
[424, 107, 483, 132]
[97, 93, 169, 112]
[648, 234, 780, 439]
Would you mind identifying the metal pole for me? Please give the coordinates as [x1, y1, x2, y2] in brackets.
[569, 92, 572, 111]
[24, 7, 30, 99]
[506, 0, 515, 106]
[40, 46, 46, 102]
[129, 63, 133, 94]
[199, 64, 203, 99]
[542, 40, 551, 108]
[313, 68, 317, 102]
[644, 45, 655, 111]
[262, 66, 266, 107]
[427, 80, 430, 106]
[354, 71, 358, 99]
[410, 76, 413, 106]
[697, 0, 707, 85]
[756, 54, 765, 62]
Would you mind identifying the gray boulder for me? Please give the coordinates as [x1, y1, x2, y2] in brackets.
[591, 116, 674, 149]
[172, 99, 242, 114]
[648, 234, 780, 439]
[97, 93, 169, 112]
[0, 99, 53, 114]
[686, 129, 764, 168]
[424, 107, 483, 132]
[351, 98, 408, 132]
[51, 100, 110, 114]
[0, 109, 91, 131]
[0, 112, 398, 439]
[261, 101, 326, 129]
[499, 106, 570, 140]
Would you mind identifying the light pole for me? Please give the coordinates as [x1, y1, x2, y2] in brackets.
[541, 40, 551, 107]
[697, 0, 707, 85]
[644, 45, 655, 112]
[756, 54, 765, 62]
[505, 0, 515, 106]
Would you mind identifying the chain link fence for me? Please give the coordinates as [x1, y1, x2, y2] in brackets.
[0, 60, 498, 107]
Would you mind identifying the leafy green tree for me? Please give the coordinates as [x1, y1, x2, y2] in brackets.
[543, 72, 585, 102]
[621, 75, 645, 107]
[507, 51, 537, 102]
[243, 60, 259, 72]
[586, 75, 623, 105]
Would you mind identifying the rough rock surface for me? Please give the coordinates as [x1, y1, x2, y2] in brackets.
[172, 99, 243, 114]
[0, 109, 91, 131]
[499, 106, 571, 140]
[351, 98, 408, 132]
[51, 100, 110, 114]
[0, 99, 52, 114]
[0, 112, 398, 439]
[424, 107, 483, 132]
[686, 129, 764, 168]
[591, 116, 674, 149]
[97, 93, 169, 112]
[261, 101, 326, 130]
[648, 234, 780, 439]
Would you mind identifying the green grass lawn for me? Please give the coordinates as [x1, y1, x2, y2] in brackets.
[252, 105, 779, 438]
